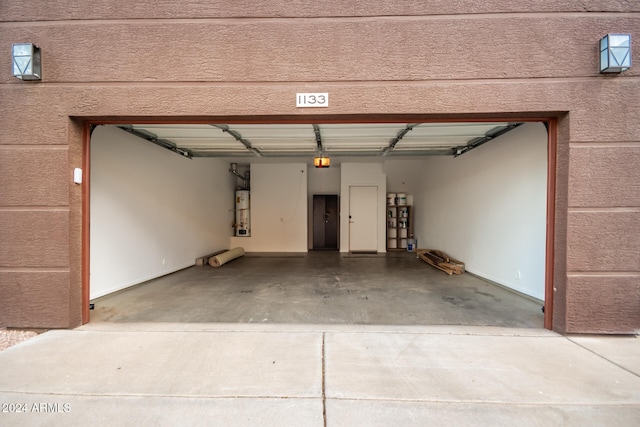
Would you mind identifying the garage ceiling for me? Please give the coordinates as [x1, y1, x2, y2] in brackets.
[116, 122, 522, 159]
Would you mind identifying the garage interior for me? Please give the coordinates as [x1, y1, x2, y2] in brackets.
[89, 121, 548, 328]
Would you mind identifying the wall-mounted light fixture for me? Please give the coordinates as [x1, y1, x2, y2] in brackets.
[313, 156, 330, 168]
[600, 34, 631, 73]
[12, 43, 41, 80]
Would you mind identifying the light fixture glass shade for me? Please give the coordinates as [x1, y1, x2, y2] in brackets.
[313, 156, 330, 168]
[12, 43, 41, 80]
[599, 34, 631, 73]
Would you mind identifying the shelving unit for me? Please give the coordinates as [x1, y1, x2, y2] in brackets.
[386, 203, 413, 251]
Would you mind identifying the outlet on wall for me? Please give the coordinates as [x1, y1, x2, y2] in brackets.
[162, 259, 168, 265]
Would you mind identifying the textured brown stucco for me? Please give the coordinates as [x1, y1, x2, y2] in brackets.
[566, 276, 640, 334]
[551, 117, 571, 334]
[0, 147, 69, 206]
[0, 272, 70, 328]
[1, 1, 639, 21]
[1, 16, 639, 84]
[0, 2, 638, 332]
[0, 81, 638, 134]
[569, 146, 640, 208]
[567, 212, 640, 272]
[0, 211, 70, 268]
[68, 120, 84, 328]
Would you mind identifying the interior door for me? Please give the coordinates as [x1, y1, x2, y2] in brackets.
[349, 186, 378, 252]
[313, 195, 338, 249]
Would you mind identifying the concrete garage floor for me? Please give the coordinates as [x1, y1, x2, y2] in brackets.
[91, 252, 544, 327]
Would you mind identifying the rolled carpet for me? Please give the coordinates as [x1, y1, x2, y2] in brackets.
[209, 247, 245, 267]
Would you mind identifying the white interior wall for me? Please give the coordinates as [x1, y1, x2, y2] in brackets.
[307, 165, 342, 249]
[231, 163, 308, 252]
[90, 126, 234, 299]
[340, 163, 387, 253]
[415, 122, 548, 300]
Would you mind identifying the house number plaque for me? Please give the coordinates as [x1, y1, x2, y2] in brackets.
[296, 93, 329, 108]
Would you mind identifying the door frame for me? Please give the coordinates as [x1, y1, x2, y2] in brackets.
[312, 194, 339, 250]
[80, 114, 557, 330]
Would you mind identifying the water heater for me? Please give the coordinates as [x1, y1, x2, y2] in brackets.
[235, 190, 250, 236]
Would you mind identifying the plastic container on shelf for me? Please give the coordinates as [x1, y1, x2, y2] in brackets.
[396, 193, 407, 205]
[387, 193, 397, 205]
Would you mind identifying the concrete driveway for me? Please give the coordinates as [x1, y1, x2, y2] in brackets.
[0, 323, 638, 426]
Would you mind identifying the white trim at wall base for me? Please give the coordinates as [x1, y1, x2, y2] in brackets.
[90, 263, 194, 300]
[466, 270, 545, 305]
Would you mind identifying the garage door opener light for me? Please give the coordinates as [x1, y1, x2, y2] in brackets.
[313, 156, 330, 168]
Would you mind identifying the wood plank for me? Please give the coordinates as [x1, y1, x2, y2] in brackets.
[417, 249, 465, 275]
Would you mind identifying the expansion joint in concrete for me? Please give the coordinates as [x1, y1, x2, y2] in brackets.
[566, 336, 640, 379]
[322, 332, 327, 427]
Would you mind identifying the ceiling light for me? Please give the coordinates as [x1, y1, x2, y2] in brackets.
[12, 43, 41, 80]
[600, 34, 631, 73]
[313, 156, 330, 168]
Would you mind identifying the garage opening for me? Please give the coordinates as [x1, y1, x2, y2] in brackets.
[86, 119, 550, 328]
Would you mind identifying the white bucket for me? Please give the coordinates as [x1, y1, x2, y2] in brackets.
[387, 193, 396, 205]
[397, 193, 407, 205]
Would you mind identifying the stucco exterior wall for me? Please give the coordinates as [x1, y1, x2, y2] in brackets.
[0, 1, 638, 332]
